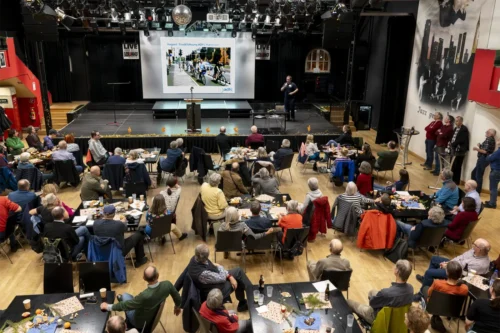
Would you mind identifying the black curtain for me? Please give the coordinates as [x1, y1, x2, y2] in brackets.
[375, 16, 416, 144]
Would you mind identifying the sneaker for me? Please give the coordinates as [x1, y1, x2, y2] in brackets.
[135, 256, 148, 267]
[179, 233, 188, 241]
[484, 202, 496, 209]
[237, 300, 248, 312]
[416, 274, 424, 284]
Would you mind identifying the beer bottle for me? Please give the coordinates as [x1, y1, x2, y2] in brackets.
[325, 283, 330, 301]
[259, 275, 265, 291]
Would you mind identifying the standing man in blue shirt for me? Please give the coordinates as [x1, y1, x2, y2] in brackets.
[485, 140, 500, 209]
[280, 75, 299, 121]
[432, 169, 459, 211]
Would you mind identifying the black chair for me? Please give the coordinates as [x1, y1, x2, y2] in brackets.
[374, 154, 399, 182]
[250, 141, 265, 150]
[71, 150, 84, 167]
[277, 154, 294, 183]
[478, 202, 485, 216]
[192, 307, 219, 333]
[448, 218, 480, 256]
[202, 153, 220, 172]
[0, 214, 22, 264]
[245, 233, 276, 272]
[140, 301, 167, 333]
[301, 201, 314, 227]
[410, 226, 448, 268]
[426, 291, 467, 333]
[78, 261, 111, 293]
[277, 227, 310, 274]
[125, 181, 148, 199]
[265, 140, 280, 154]
[146, 215, 176, 260]
[53, 160, 80, 186]
[44, 262, 74, 294]
[103, 163, 125, 190]
[320, 269, 353, 299]
[214, 231, 245, 270]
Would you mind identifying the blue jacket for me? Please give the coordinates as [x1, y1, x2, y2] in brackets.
[434, 180, 459, 210]
[487, 148, 500, 171]
[408, 219, 449, 248]
[0, 167, 17, 192]
[107, 155, 126, 165]
[87, 236, 127, 284]
[332, 160, 355, 182]
[161, 148, 182, 172]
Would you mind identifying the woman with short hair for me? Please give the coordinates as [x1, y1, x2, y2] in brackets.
[145, 194, 187, 241]
[302, 177, 322, 210]
[64, 134, 80, 152]
[277, 200, 303, 243]
[331, 182, 374, 234]
[444, 197, 478, 241]
[396, 206, 448, 248]
[251, 167, 280, 196]
[356, 161, 373, 195]
[256, 147, 271, 162]
[405, 306, 431, 333]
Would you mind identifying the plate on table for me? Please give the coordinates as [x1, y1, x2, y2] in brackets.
[255, 194, 275, 202]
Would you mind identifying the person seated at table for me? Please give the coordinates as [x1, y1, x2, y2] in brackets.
[466, 279, 500, 333]
[330, 147, 351, 174]
[219, 207, 275, 240]
[396, 206, 448, 249]
[187, 243, 250, 312]
[0, 196, 22, 252]
[255, 147, 271, 162]
[347, 259, 414, 324]
[88, 131, 109, 165]
[160, 176, 181, 213]
[271, 139, 293, 170]
[443, 197, 478, 243]
[124, 153, 151, 188]
[101, 266, 181, 329]
[8, 179, 36, 220]
[432, 169, 459, 211]
[5, 129, 25, 155]
[450, 180, 481, 215]
[326, 125, 355, 147]
[307, 239, 351, 281]
[244, 125, 264, 147]
[355, 143, 375, 173]
[251, 167, 279, 196]
[52, 141, 84, 173]
[25, 126, 43, 151]
[420, 261, 468, 303]
[17, 152, 54, 182]
[305, 134, 321, 163]
[176, 137, 185, 152]
[126, 151, 144, 164]
[373, 193, 393, 213]
[356, 161, 373, 196]
[245, 200, 272, 232]
[81, 166, 109, 201]
[94, 205, 148, 267]
[222, 162, 249, 199]
[375, 140, 399, 169]
[159, 140, 183, 172]
[145, 194, 187, 241]
[277, 200, 303, 244]
[332, 182, 374, 221]
[416, 238, 491, 290]
[405, 306, 431, 333]
[64, 134, 80, 153]
[40, 183, 74, 217]
[301, 177, 322, 212]
[30, 193, 67, 224]
[200, 288, 251, 333]
[44, 129, 58, 150]
[216, 126, 231, 158]
[201, 173, 228, 221]
[43, 206, 90, 260]
[107, 147, 126, 165]
[106, 315, 139, 333]
[374, 169, 410, 192]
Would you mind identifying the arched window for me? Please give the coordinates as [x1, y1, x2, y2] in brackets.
[305, 49, 331, 73]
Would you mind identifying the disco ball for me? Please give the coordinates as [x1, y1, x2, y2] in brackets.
[172, 5, 192, 26]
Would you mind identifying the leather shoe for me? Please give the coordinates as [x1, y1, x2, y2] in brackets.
[237, 300, 248, 312]
[179, 233, 188, 241]
[135, 256, 148, 267]
[416, 274, 424, 284]
[484, 202, 496, 209]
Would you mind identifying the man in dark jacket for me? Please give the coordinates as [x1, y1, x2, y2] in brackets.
[125, 162, 151, 187]
[272, 139, 293, 170]
[215, 126, 231, 159]
[159, 141, 183, 172]
[245, 200, 272, 232]
[449, 116, 469, 184]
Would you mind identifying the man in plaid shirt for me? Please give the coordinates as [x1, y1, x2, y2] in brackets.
[471, 129, 496, 193]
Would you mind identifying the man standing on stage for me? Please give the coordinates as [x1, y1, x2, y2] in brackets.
[281, 75, 299, 121]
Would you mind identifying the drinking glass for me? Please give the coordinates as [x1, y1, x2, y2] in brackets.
[266, 286, 273, 297]
[258, 294, 264, 306]
[347, 314, 354, 327]
[132, 193, 137, 201]
[253, 290, 260, 304]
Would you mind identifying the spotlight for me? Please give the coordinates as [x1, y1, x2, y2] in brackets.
[90, 19, 99, 34]
[119, 22, 126, 35]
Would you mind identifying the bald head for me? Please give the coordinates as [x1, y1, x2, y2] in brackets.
[473, 238, 491, 256]
[465, 180, 477, 192]
[143, 266, 159, 283]
[487, 129, 497, 137]
[18, 179, 30, 191]
[329, 239, 343, 255]
[106, 315, 126, 333]
[231, 162, 240, 171]
[90, 166, 101, 176]
[251, 126, 258, 133]
[220, 126, 226, 133]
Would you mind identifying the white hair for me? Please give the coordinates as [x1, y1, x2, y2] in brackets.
[209, 173, 222, 187]
[176, 138, 183, 146]
[58, 140, 67, 149]
[286, 200, 299, 213]
[345, 182, 358, 196]
[114, 147, 123, 155]
[251, 126, 258, 133]
[20, 152, 31, 163]
[206, 289, 223, 310]
[282, 139, 291, 148]
[258, 167, 270, 179]
[307, 177, 319, 191]
[225, 207, 239, 224]
[170, 141, 178, 149]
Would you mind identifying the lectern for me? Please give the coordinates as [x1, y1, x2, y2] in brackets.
[185, 98, 202, 133]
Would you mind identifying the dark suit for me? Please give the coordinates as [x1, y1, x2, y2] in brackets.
[273, 148, 293, 170]
[215, 133, 230, 158]
[450, 125, 469, 184]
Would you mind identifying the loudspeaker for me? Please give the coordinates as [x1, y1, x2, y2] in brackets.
[186, 103, 201, 130]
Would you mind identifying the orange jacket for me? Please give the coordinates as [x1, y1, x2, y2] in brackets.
[356, 210, 396, 250]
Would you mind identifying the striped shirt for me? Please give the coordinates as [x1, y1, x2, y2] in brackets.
[333, 193, 373, 217]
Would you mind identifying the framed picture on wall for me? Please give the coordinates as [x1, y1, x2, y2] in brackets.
[0, 51, 6, 68]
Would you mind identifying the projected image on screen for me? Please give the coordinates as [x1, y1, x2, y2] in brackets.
[161, 38, 236, 94]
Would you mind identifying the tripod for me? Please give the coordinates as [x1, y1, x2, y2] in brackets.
[106, 81, 131, 126]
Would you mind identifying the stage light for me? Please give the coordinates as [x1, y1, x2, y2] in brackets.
[90, 19, 99, 34]
[119, 22, 126, 35]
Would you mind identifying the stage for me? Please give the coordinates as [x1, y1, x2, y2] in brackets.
[152, 100, 253, 118]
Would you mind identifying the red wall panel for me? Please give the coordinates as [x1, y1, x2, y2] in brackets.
[468, 49, 500, 108]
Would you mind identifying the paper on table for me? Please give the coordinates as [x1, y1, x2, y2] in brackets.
[86, 220, 94, 226]
[72, 216, 88, 223]
[269, 207, 287, 215]
[396, 191, 410, 196]
[125, 209, 143, 218]
[255, 305, 269, 314]
[312, 280, 337, 292]
[238, 209, 252, 219]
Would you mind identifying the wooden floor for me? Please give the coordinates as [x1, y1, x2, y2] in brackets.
[1, 129, 498, 333]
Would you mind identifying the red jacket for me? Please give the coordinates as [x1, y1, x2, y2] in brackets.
[425, 120, 443, 140]
[357, 210, 396, 250]
[199, 302, 239, 333]
[444, 211, 478, 241]
[356, 173, 373, 196]
[308, 196, 332, 241]
[245, 133, 264, 147]
[436, 124, 454, 147]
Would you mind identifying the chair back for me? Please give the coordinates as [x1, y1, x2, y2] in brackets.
[426, 291, 467, 317]
[142, 301, 166, 333]
[279, 153, 294, 171]
[103, 163, 125, 190]
[71, 150, 84, 167]
[301, 201, 314, 227]
[215, 230, 244, 252]
[371, 305, 410, 333]
[78, 261, 111, 292]
[203, 154, 216, 171]
[54, 160, 80, 184]
[282, 227, 310, 251]
[415, 226, 448, 248]
[375, 154, 398, 171]
[478, 203, 484, 216]
[245, 233, 275, 251]
[192, 307, 219, 333]
[250, 141, 265, 150]
[320, 269, 353, 292]
[149, 215, 173, 239]
[44, 263, 73, 294]
[458, 219, 480, 242]
[125, 181, 148, 198]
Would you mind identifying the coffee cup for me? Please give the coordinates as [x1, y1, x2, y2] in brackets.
[23, 299, 31, 310]
[100, 288, 107, 298]
[140, 194, 144, 201]
[128, 196, 133, 204]
[282, 195, 287, 203]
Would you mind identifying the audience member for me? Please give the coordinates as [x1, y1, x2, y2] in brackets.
[160, 176, 182, 213]
[5, 129, 24, 155]
[176, 137, 184, 151]
[93, 205, 148, 267]
[416, 238, 491, 289]
[222, 162, 248, 199]
[219, 207, 275, 240]
[452, 180, 480, 215]
[251, 167, 279, 196]
[200, 288, 250, 333]
[8, 179, 36, 220]
[356, 161, 373, 195]
[405, 306, 431, 333]
[347, 259, 413, 324]
[244, 126, 264, 147]
[255, 147, 270, 162]
[332, 182, 374, 220]
[304, 134, 320, 162]
[81, 166, 109, 201]
[25, 126, 43, 151]
[432, 169, 459, 211]
[52, 140, 83, 173]
[355, 143, 375, 172]
[444, 197, 478, 242]
[106, 315, 139, 333]
[422, 112, 443, 170]
[326, 125, 354, 147]
[471, 128, 496, 192]
[101, 266, 181, 329]
[330, 147, 350, 174]
[201, 173, 228, 224]
[187, 244, 250, 311]
[396, 206, 447, 248]
[0, 196, 21, 252]
[245, 200, 272, 231]
[18, 152, 53, 182]
[42, 206, 90, 260]
[30, 193, 68, 224]
[145, 194, 187, 241]
[374, 169, 409, 191]
[88, 131, 109, 165]
[307, 239, 351, 281]
[485, 139, 500, 209]
[40, 183, 74, 217]
[216, 126, 231, 158]
[160, 141, 183, 172]
[277, 200, 303, 244]
[44, 129, 58, 150]
[126, 151, 144, 164]
[421, 261, 468, 301]
[375, 140, 398, 169]
[64, 134, 80, 152]
[466, 279, 500, 333]
[0, 144, 9, 167]
[124, 152, 151, 187]
[431, 115, 454, 175]
[302, 177, 323, 211]
[272, 139, 293, 170]
[107, 148, 126, 165]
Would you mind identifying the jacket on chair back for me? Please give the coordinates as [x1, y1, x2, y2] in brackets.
[357, 209, 396, 250]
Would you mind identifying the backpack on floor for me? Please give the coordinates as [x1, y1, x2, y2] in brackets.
[383, 238, 408, 264]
